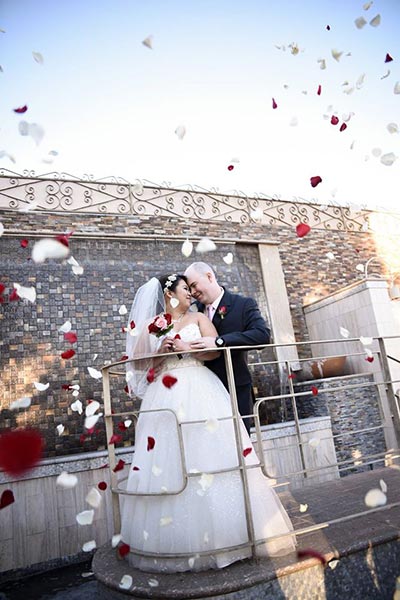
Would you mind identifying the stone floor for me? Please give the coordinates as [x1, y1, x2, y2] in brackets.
[2, 466, 400, 599]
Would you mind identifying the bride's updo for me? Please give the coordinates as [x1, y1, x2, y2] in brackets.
[158, 274, 188, 295]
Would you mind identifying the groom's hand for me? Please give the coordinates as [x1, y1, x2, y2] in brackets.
[190, 336, 217, 350]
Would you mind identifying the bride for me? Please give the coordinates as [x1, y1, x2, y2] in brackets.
[120, 274, 296, 573]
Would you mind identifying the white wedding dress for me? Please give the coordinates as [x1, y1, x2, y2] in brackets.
[120, 323, 296, 573]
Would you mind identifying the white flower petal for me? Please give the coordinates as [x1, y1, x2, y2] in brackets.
[364, 488, 386, 507]
[28, 123, 45, 145]
[188, 557, 196, 568]
[308, 438, 320, 448]
[59, 320, 72, 333]
[86, 487, 102, 508]
[331, 48, 343, 62]
[87, 367, 102, 380]
[363, 1, 373, 9]
[124, 419, 132, 428]
[142, 35, 153, 49]
[56, 471, 78, 488]
[170, 298, 179, 308]
[250, 208, 262, 221]
[118, 304, 127, 315]
[369, 14, 381, 27]
[372, 148, 382, 157]
[71, 384, 80, 390]
[329, 559, 339, 570]
[387, 123, 399, 134]
[160, 516, 173, 526]
[111, 534, 122, 547]
[32, 51, 44, 64]
[34, 381, 49, 391]
[72, 390, 80, 397]
[175, 125, 186, 140]
[181, 239, 193, 258]
[82, 540, 97, 552]
[56, 424, 65, 436]
[14, 283, 36, 303]
[360, 336, 373, 346]
[92, 354, 98, 361]
[18, 120, 29, 136]
[380, 152, 397, 166]
[381, 69, 391, 80]
[196, 237, 217, 253]
[67, 256, 79, 267]
[223, 252, 233, 265]
[119, 575, 132, 590]
[199, 473, 214, 491]
[356, 73, 366, 89]
[85, 400, 100, 417]
[84, 413, 102, 430]
[76, 509, 94, 526]
[326, 252, 335, 260]
[340, 327, 350, 338]
[289, 116, 298, 126]
[299, 503, 308, 513]
[32, 238, 69, 263]
[10, 396, 31, 410]
[148, 579, 159, 587]
[356, 263, 365, 273]
[317, 58, 326, 70]
[72, 265, 84, 275]
[71, 400, 83, 415]
[354, 16, 367, 29]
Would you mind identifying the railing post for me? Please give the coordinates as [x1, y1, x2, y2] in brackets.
[102, 366, 121, 534]
[224, 348, 257, 559]
[377, 338, 400, 449]
[286, 360, 308, 479]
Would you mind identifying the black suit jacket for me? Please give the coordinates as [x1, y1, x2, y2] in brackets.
[198, 289, 270, 389]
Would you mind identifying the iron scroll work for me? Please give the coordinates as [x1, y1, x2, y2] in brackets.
[0, 168, 372, 232]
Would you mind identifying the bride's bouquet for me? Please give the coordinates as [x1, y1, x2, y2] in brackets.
[148, 313, 174, 337]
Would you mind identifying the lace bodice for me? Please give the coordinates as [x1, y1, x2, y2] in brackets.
[160, 322, 202, 370]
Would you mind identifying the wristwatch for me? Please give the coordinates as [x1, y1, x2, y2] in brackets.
[215, 336, 225, 347]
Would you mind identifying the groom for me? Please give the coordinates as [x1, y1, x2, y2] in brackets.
[184, 261, 270, 432]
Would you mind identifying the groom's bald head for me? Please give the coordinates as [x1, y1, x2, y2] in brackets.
[184, 262, 221, 305]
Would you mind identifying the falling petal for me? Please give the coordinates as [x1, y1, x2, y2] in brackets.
[175, 125, 186, 140]
[72, 264, 84, 275]
[372, 148, 382, 157]
[57, 471, 78, 488]
[329, 559, 339, 569]
[142, 35, 153, 49]
[33, 381, 50, 392]
[365, 488, 386, 507]
[162, 374, 178, 388]
[113, 459, 126, 472]
[118, 543, 130, 557]
[13, 105, 28, 114]
[243, 447, 252, 457]
[76, 509, 95, 526]
[112, 534, 122, 547]
[331, 48, 343, 62]
[10, 397, 31, 410]
[317, 58, 326, 70]
[181, 239, 193, 257]
[148, 579, 159, 588]
[317, 84, 322, 96]
[0, 429, 43, 476]
[71, 400, 83, 414]
[331, 115, 339, 125]
[381, 69, 391, 80]
[56, 424, 64, 436]
[356, 73, 366, 89]
[355, 16, 367, 29]
[363, 1, 373, 8]
[13, 283, 36, 303]
[87, 366, 102, 380]
[196, 238, 217, 253]
[86, 487, 102, 508]
[365, 355, 374, 363]
[356, 264, 365, 273]
[360, 336, 373, 346]
[85, 400, 100, 417]
[64, 331, 77, 343]
[147, 436, 155, 451]
[118, 304, 127, 315]
[32, 51, 44, 64]
[223, 252, 233, 265]
[394, 82, 400, 94]
[85, 413, 102, 430]
[198, 473, 214, 492]
[308, 438, 320, 448]
[272, 98, 278, 109]
[124, 419, 132, 428]
[310, 176, 322, 187]
[0, 490, 15, 510]
[385, 53, 393, 63]
[296, 223, 311, 238]
[380, 152, 397, 166]
[289, 116, 298, 126]
[61, 349, 75, 360]
[340, 123, 347, 132]
[369, 14, 381, 27]
[59, 321, 72, 333]
[20, 238, 29, 248]
[32, 238, 69, 263]
[119, 575, 132, 590]
[82, 540, 96, 552]
[160, 516, 173, 526]
[299, 503, 308, 513]
[340, 326, 350, 338]
[289, 42, 299, 55]
[146, 368, 155, 383]
[311, 386, 319, 396]
[227, 165, 234, 171]
[326, 252, 335, 260]
[387, 123, 399, 134]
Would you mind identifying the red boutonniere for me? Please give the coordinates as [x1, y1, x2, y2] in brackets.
[148, 313, 173, 337]
[218, 306, 227, 319]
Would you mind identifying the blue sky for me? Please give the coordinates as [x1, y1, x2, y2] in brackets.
[1, 0, 399, 211]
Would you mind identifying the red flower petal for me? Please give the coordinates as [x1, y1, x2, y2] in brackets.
[120, 355, 129, 361]
[0, 429, 43, 476]
[296, 223, 311, 238]
[132, 466, 140, 471]
[130, 320, 135, 329]
[311, 386, 319, 396]
[330, 115, 339, 125]
[326, 25, 331, 31]
[9, 288, 20, 301]
[317, 85, 322, 96]
[109, 434, 123, 445]
[0, 489, 15, 509]
[20, 238, 29, 248]
[124, 385, 129, 394]
[98, 481, 108, 491]
[118, 543, 130, 557]
[117, 421, 127, 432]
[297, 548, 327, 565]
[310, 176, 322, 188]
[174, 334, 181, 340]
[146, 368, 155, 383]
[385, 53, 393, 63]
[227, 165, 234, 171]
[61, 384, 72, 390]
[55, 232, 74, 247]
[288, 373, 296, 380]
[243, 447, 252, 457]
[147, 436, 155, 451]
[13, 105, 28, 114]
[365, 356, 374, 363]
[162, 374, 178, 389]
[272, 97, 278, 109]
[64, 331, 77, 343]
[113, 459, 125, 472]
[339, 123, 347, 132]
[0, 283, 5, 295]
[61, 349, 75, 360]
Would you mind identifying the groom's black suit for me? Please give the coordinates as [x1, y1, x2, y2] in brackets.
[197, 289, 270, 429]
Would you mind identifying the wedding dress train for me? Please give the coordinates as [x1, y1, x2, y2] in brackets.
[120, 323, 296, 572]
